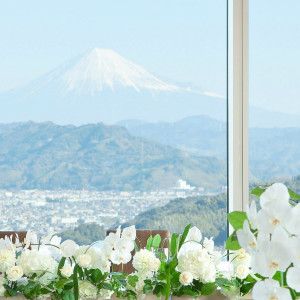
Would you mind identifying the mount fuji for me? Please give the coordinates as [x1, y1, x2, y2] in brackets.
[0, 48, 226, 125]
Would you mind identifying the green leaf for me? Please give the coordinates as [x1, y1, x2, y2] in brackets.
[178, 224, 191, 250]
[146, 236, 153, 250]
[166, 256, 178, 270]
[289, 189, 300, 201]
[101, 282, 113, 290]
[216, 277, 234, 287]
[143, 284, 153, 294]
[201, 283, 217, 295]
[127, 275, 138, 288]
[225, 231, 241, 250]
[170, 233, 179, 256]
[251, 187, 266, 197]
[55, 278, 70, 291]
[91, 269, 102, 284]
[153, 284, 164, 295]
[227, 211, 247, 230]
[240, 282, 255, 296]
[73, 265, 79, 300]
[152, 234, 162, 249]
[62, 290, 75, 300]
[3, 284, 17, 297]
[58, 257, 66, 277]
[182, 287, 198, 296]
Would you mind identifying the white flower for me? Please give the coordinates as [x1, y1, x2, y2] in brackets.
[177, 242, 216, 283]
[179, 271, 193, 285]
[0, 235, 17, 252]
[114, 238, 134, 253]
[287, 266, 300, 292]
[260, 183, 290, 208]
[97, 258, 111, 273]
[132, 249, 156, 273]
[105, 232, 120, 249]
[256, 201, 292, 234]
[0, 249, 16, 272]
[147, 257, 161, 272]
[246, 201, 258, 229]
[203, 237, 214, 252]
[78, 280, 97, 299]
[251, 240, 291, 278]
[220, 285, 240, 300]
[77, 254, 92, 268]
[100, 242, 113, 260]
[217, 261, 234, 280]
[286, 203, 300, 235]
[235, 264, 250, 280]
[122, 225, 136, 241]
[0, 277, 6, 297]
[60, 265, 73, 278]
[231, 249, 251, 267]
[236, 220, 257, 254]
[252, 279, 291, 300]
[41, 235, 62, 259]
[186, 226, 202, 243]
[17, 249, 58, 277]
[111, 250, 131, 265]
[60, 240, 79, 258]
[23, 230, 38, 250]
[7, 266, 23, 281]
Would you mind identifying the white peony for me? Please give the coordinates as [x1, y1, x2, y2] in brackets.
[235, 264, 250, 280]
[17, 249, 58, 277]
[60, 240, 79, 258]
[99, 288, 114, 299]
[252, 279, 291, 300]
[78, 280, 97, 299]
[0, 249, 16, 272]
[121, 225, 136, 241]
[177, 242, 216, 283]
[77, 254, 92, 269]
[179, 271, 193, 285]
[147, 257, 161, 272]
[132, 249, 156, 273]
[260, 183, 290, 208]
[186, 226, 202, 243]
[7, 265, 23, 281]
[60, 265, 73, 278]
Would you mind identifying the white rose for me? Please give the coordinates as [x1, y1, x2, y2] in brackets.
[60, 240, 79, 258]
[147, 257, 161, 272]
[60, 265, 73, 278]
[0, 249, 16, 272]
[7, 266, 23, 281]
[179, 271, 193, 285]
[235, 264, 250, 280]
[78, 280, 97, 299]
[77, 254, 92, 268]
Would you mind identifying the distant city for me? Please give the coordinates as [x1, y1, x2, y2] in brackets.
[0, 180, 227, 235]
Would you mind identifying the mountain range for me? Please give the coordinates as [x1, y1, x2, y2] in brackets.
[0, 121, 226, 190]
[1, 48, 299, 127]
[117, 115, 300, 181]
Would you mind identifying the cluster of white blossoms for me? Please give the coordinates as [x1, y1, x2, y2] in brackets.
[0, 225, 136, 298]
[177, 226, 217, 285]
[237, 183, 300, 300]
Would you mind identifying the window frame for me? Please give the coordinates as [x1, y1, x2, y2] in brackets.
[228, 0, 249, 213]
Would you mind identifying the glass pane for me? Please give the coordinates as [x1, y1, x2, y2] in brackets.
[249, 0, 300, 194]
[0, 1, 228, 247]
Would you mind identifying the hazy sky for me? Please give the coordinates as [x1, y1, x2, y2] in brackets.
[0, 0, 299, 115]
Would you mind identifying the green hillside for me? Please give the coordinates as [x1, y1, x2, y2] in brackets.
[0, 121, 226, 191]
[123, 193, 227, 246]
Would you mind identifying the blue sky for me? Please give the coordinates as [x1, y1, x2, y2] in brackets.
[0, 0, 299, 115]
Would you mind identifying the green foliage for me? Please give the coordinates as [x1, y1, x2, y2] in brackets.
[227, 211, 247, 230]
[226, 231, 241, 250]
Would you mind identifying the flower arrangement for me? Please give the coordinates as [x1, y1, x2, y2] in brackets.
[0, 222, 253, 300]
[226, 183, 300, 300]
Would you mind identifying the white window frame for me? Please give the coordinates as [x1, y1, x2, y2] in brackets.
[228, 0, 249, 213]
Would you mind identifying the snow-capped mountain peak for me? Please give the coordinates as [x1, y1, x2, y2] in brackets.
[58, 48, 179, 94]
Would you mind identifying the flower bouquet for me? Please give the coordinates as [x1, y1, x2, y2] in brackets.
[226, 183, 300, 300]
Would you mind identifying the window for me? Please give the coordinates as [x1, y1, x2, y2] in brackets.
[0, 1, 229, 247]
[249, 0, 300, 193]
